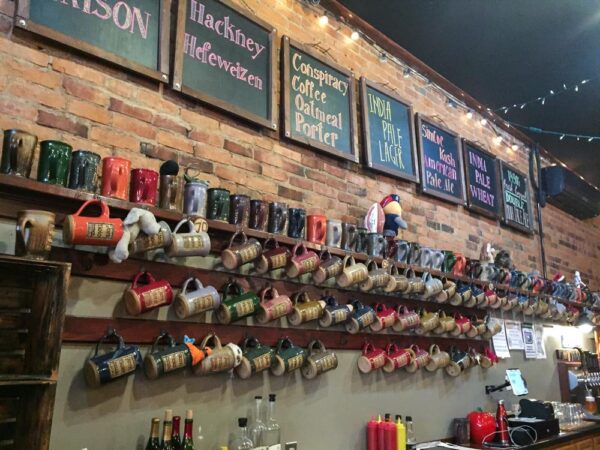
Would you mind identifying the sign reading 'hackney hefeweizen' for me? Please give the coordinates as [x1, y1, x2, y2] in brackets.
[173, 0, 276, 129]
[283, 37, 358, 163]
[16, 0, 170, 80]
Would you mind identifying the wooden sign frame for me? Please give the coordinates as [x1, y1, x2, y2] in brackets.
[461, 139, 501, 219]
[15, 0, 171, 82]
[499, 160, 534, 234]
[415, 113, 466, 205]
[282, 36, 359, 163]
[360, 77, 419, 182]
[173, 0, 278, 130]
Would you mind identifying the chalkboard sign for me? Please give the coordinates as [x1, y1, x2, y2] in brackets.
[173, 0, 276, 129]
[462, 140, 500, 218]
[416, 114, 466, 205]
[282, 37, 358, 162]
[500, 161, 534, 233]
[360, 78, 418, 182]
[16, 0, 170, 81]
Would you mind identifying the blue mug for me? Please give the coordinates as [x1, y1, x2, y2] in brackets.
[345, 300, 375, 334]
[319, 295, 353, 328]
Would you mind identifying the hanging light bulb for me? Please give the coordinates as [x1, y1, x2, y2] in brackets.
[575, 85, 579, 92]
[588, 137, 593, 142]
[466, 110, 473, 119]
[350, 30, 360, 41]
[318, 15, 329, 26]
[560, 134, 565, 140]
[582, 79, 589, 84]
[520, 103, 526, 109]
[493, 136, 502, 145]
[379, 52, 387, 63]
[541, 98, 546, 105]
[403, 68, 411, 78]
[480, 118, 487, 126]
[550, 90, 555, 94]
[511, 144, 519, 151]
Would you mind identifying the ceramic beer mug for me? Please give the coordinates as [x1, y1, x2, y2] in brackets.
[68, 150, 101, 192]
[415, 309, 440, 335]
[130, 168, 159, 205]
[255, 238, 291, 274]
[128, 221, 173, 255]
[480, 347, 499, 369]
[287, 207, 306, 239]
[306, 214, 326, 244]
[445, 347, 471, 377]
[161, 175, 185, 212]
[325, 219, 342, 248]
[383, 344, 414, 373]
[166, 219, 211, 257]
[301, 339, 338, 379]
[355, 227, 368, 253]
[482, 318, 503, 339]
[366, 232, 387, 257]
[37, 140, 72, 186]
[422, 272, 444, 299]
[471, 285, 487, 308]
[228, 194, 251, 227]
[502, 293, 519, 311]
[215, 280, 260, 324]
[249, 200, 269, 231]
[286, 242, 320, 278]
[466, 316, 487, 338]
[357, 342, 386, 374]
[436, 277, 457, 303]
[431, 250, 445, 271]
[206, 188, 230, 221]
[271, 337, 307, 376]
[15, 209, 55, 260]
[394, 240, 410, 264]
[441, 250, 456, 273]
[256, 286, 293, 324]
[1, 129, 37, 177]
[359, 260, 391, 292]
[101, 156, 131, 200]
[62, 199, 124, 246]
[450, 282, 472, 306]
[341, 222, 357, 252]
[393, 305, 420, 332]
[405, 345, 430, 373]
[221, 231, 262, 270]
[288, 291, 326, 326]
[450, 313, 472, 336]
[370, 303, 397, 332]
[425, 344, 451, 372]
[144, 331, 194, 380]
[236, 336, 275, 379]
[345, 300, 376, 334]
[83, 328, 142, 387]
[123, 271, 173, 316]
[419, 247, 433, 268]
[173, 277, 220, 319]
[193, 334, 242, 376]
[268, 202, 288, 234]
[384, 264, 409, 293]
[404, 268, 425, 295]
[336, 255, 369, 288]
[312, 248, 343, 284]
[433, 310, 456, 335]
[319, 295, 353, 327]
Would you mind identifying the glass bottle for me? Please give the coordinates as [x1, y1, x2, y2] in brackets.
[261, 394, 281, 448]
[146, 418, 161, 450]
[161, 409, 174, 450]
[230, 418, 254, 450]
[249, 396, 266, 446]
[172, 416, 182, 450]
[182, 410, 194, 450]
[405, 415, 415, 447]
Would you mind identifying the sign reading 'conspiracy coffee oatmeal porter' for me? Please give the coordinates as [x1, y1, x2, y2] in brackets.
[173, 0, 276, 129]
[283, 37, 358, 162]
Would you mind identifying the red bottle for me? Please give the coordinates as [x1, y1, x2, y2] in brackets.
[496, 400, 509, 445]
[378, 415, 386, 450]
[384, 413, 397, 450]
[367, 416, 379, 450]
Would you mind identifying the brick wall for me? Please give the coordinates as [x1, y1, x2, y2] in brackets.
[0, 0, 598, 286]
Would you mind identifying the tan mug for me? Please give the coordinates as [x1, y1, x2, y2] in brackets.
[312, 248, 343, 284]
[436, 278, 457, 303]
[15, 209, 55, 260]
[173, 277, 220, 319]
[425, 344, 451, 372]
[221, 231, 262, 270]
[193, 334, 242, 375]
[129, 221, 173, 255]
[336, 255, 368, 288]
[433, 310, 456, 334]
[384, 264, 409, 293]
[166, 219, 211, 257]
[415, 309, 440, 335]
[482, 319, 502, 339]
[466, 316, 487, 338]
[301, 339, 338, 379]
[287, 291, 326, 326]
[405, 268, 425, 295]
[359, 259, 391, 292]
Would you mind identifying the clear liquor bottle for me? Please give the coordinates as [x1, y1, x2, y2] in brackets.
[248, 396, 266, 446]
[229, 418, 254, 450]
[260, 394, 281, 449]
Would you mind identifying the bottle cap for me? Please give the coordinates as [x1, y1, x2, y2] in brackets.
[255, 395, 263, 400]
[238, 417, 248, 427]
[186, 409, 193, 420]
[152, 418, 160, 424]
[406, 416, 412, 421]
[385, 413, 391, 421]
[396, 415, 402, 421]
[164, 409, 173, 421]
[269, 393, 276, 401]
[173, 416, 181, 423]
[498, 400, 504, 404]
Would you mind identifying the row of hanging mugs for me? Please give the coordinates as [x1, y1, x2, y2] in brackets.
[84, 329, 337, 387]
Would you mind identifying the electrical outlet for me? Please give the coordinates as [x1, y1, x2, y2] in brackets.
[285, 442, 298, 450]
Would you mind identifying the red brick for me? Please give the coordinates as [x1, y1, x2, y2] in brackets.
[313, 182, 337, 199]
[0, 97, 37, 121]
[230, 154, 260, 173]
[113, 114, 157, 140]
[7, 81, 65, 110]
[254, 148, 282, 166]
[323, 162, 348, 179]
[109, 98, 153, 123]
[215, 165, 247, 184]
[89, 126, 138, 151]
[272, 144, 301, 162]
[6, 59, 61, 89]
[194, 144, 232, 165]
[305, 169, 328, 184]
[67, 100, 110, 125]
[178, 154, 214, 173]
[224, 139, 252, 158]
[246, 175, 278, 195]
[289, 175, 313, 191]
[278, 185, 303, 202]
[181, 108, 219, 130]
[37, 110, 88, 137]
[281, 160, 304, 176]
[327, 176, 347, 191]
[141, 144, 178, 162]
[188, 129, 224, 148]
[52, 57, 105, 84]
[338, 191, 356, 204]
[63, 78, 108, 106]
[261, 165, 288, 182]
[0, 39, 49, 66]
[157, 131, 193, 153]
[301, 153, 324, 170]
[152, 115, 188, 135]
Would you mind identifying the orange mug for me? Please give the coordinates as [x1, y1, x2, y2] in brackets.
[306, 214, 326, 245]
[101, 156, 131, 200]
[63, 199, 124, 246]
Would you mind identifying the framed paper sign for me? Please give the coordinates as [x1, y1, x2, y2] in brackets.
[462, 140, 501, 219]
[500, 161, 534, 233]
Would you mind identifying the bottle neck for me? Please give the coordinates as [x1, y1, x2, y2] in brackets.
[162, 422, 172, 442]
[268, 400, 276, 421]
[172, 417, 181, 436]
[255, 399, 263, 421]
[239, 425, 249, 439]
[183, 419, 193, 439]
[150, 421, 160, 439]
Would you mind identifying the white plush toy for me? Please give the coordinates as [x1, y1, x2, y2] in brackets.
[109, 208, 161, 263]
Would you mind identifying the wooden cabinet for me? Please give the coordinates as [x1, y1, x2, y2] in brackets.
[577, 438, 594, 450]
[593, 436, 600, 450]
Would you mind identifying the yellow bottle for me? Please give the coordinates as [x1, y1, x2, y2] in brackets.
[396, 415, 406, 450]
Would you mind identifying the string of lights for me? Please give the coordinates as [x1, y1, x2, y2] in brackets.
[508, 121, 600, 143]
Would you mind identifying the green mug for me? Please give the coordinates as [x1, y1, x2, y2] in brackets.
[271, 337, 307, 376]
[215, 280, 260, 324]
[235, 336, 275, 379]
[37, 140, 72, 186]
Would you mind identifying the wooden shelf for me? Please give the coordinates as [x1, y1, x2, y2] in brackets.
[0, 376, 56, 386]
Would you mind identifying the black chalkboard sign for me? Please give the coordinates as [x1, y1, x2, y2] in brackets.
[416, 114, 466, 205]
[500, 161, 534, 233]
[16, 0, 170, 81]
[173, 0, 276, 129]
[360, 78, 418, 182]
[462, 140, 500, 219]
[282, 37, 358, 162]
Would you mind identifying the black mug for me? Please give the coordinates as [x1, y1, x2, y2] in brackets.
[268, 202, 288, 234]
[366, 233, 387, 257]
[68, 150, 101, 192]
[341, 222, 357, 252]
[356, 227, 368, 253]
[229, 194, 250, 227]
[249, 199, 269, 231]
[288, 208, 306, 239]
[206, 188, 230, 221]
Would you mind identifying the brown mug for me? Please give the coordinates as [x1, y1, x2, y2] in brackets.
[286, 242, 320, 278]
[15, 210, 55, 260]
[306, 214, 326, 244]
[336, 255, 368, 288]
[312, 248, 343, 284]
[159, 175, 184, 211]
[466, 316, 487, 338]
[1, 130, 38, 177]
[128, 221, 173, 255]
[405, 268, 425, 295]
[436, 278, 457, 303]
[433, 310, 456, 335]
[384, 264, 409, 293]
[425, 344, 451, 372]
[359, 259, 391, 292]
[193, 334, 242, 375]
[221, 231, 262, 270]
[255, 238, 291, 274]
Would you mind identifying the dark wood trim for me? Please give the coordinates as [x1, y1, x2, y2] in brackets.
[499, 161, 534, 235]
[461, 139, 501, 220]
[15, 0, 171, 82]
[282, 36, 359, 163]
[172, 0, 278, 130]
[359, 77, 419, 183]
[415, 113, 467, 206]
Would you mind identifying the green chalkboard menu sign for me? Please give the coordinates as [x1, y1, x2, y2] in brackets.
[282, 37, 358, 162]
[360, 78, 418, 182]
[16, 0, 170, 81]
[416, 114, 466, 205]
[500, 161, 534, 233]
[173, 0, 276, 129]
[462, 140, 500, 219]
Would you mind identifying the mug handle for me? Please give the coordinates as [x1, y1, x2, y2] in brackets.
[366, 259, 378, 272]
[228, 231, 247, 248]
[342, 255, 355, 269]
[362, 342, 375, 355]
[264, 237, 278, 251]
[292, 290, 309, 305]
[319, 247, 332, 262]
[150, 330, 176, 354]
[72, 199, 110, 219]
[17, 216, 31, 246]
[94, 328, 125, 357]
[260, 285, 276, 303]
[173, 219, 194, 235]
[222, 280, 243, 300]
[429, 344, 440, 355]
[132, 270, 150, 288]
[242, 336, 259, 351]
[277, 337, 292, 353]
[316, 219, 325, 240]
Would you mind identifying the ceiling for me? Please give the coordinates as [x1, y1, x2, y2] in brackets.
[339, 0, 600, 187]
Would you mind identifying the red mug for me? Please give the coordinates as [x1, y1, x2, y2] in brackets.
[122, 271, 173, 316]
[451, 313, 472, 336]
[306, 214, 326, 245]
[255, 238, 291, 274]
[393, 305, 420, 332]
[370, 303, 397, 332]
[286, 242, 320, 278]
[101, 156, 131, 200]
[357, 342, 386, 373]
[130, 168, 159, 205]
[405, 344, 430, 373]
[452, 252, 467, 277]
[62, 199, 124, 246]
[256, 286, 293, 324]
[383, 343, 414, 373]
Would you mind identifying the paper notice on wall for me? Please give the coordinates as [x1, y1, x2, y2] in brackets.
[505, 320, 525, 350]
[491, 319, 510, 358]
[534, 324, 547, 359]
[522, 323, 537, 359]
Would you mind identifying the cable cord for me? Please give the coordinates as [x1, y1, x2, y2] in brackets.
[481, 425, 538, 448]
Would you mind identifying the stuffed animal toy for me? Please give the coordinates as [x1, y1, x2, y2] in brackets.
[109, 208, 161, 263]
[479, 242, 497, 266]
[380, 194, 407, 239]
[494, 249, 513, 270]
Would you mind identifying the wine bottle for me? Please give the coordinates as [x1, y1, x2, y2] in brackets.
[182, 410, 194, 450]
[172, 415, 182, 450]
[161, 409, 174, 450]
[146, 418, 161, 450]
